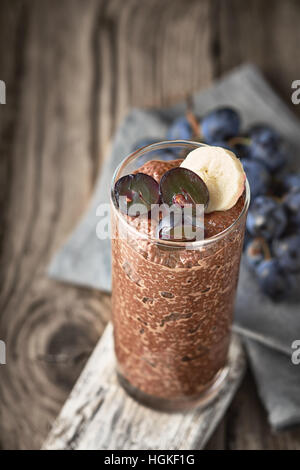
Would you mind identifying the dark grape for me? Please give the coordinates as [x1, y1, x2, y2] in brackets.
[201, 107, 240, 143]
[284, 189, 300, 227]
[248, 124, 287, 173]
[114, 173, 159, 216]
[232, 142, 250, 160]
[241, 159, 270, 198]
[157, 211, 204, 242]
[256, 259, 295, 301]
[166, 116, 193, 141]
[272, 234, 300, 273]
[282, 173, 300, 193]
[159, 167, 209, 209]
[246, 196, 287, 240]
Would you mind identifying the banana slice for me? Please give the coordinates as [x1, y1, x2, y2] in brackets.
[180, 146, 246, 213]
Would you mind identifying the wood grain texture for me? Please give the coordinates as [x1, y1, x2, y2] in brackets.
[43, 326, 246, 450]
[1, 0, 300, 450]
[217, 0, 300, 116]
[0, 0, 110, 450]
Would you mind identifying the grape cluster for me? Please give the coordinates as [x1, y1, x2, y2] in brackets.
[132, 107, 300, 300]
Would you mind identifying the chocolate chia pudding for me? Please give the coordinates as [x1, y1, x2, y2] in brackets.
[111, 143, 249, 409]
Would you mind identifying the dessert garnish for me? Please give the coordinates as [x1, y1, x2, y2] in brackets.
[180, 146, 246, 213]
[114, 173, 159, 216]
[114, 145, 246, 240]
[114, 166, 209, 242]
[159, 167, 209, 209]
[157, 167, 208, 241]
[157, 212, 204, 242]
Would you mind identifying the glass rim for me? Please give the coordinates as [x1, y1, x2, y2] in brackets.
[110, 140, 250, 248]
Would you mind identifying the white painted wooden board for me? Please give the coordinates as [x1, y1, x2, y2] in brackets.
[43, 324, 245, 450]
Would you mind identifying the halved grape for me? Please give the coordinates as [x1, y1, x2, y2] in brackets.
[157, 211, 204, 242]
[114, 173, 160, 216]
[159, 167, 209, 209]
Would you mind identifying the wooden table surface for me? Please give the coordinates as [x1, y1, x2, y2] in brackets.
[1, 0, 300, 450]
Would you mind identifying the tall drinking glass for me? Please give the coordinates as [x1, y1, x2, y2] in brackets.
[110, 141, 250, 410]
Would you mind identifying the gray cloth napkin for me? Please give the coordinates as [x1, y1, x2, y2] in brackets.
[49, 64, 300, 430]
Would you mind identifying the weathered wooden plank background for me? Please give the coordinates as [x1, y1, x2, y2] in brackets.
[1, 0, 300, 450]
[43, 327, 246, 450]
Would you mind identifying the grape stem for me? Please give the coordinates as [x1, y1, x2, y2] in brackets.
[186, 95, 202, 138]
[257, 236, 272, 260]
[186, 110, 201, 138]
